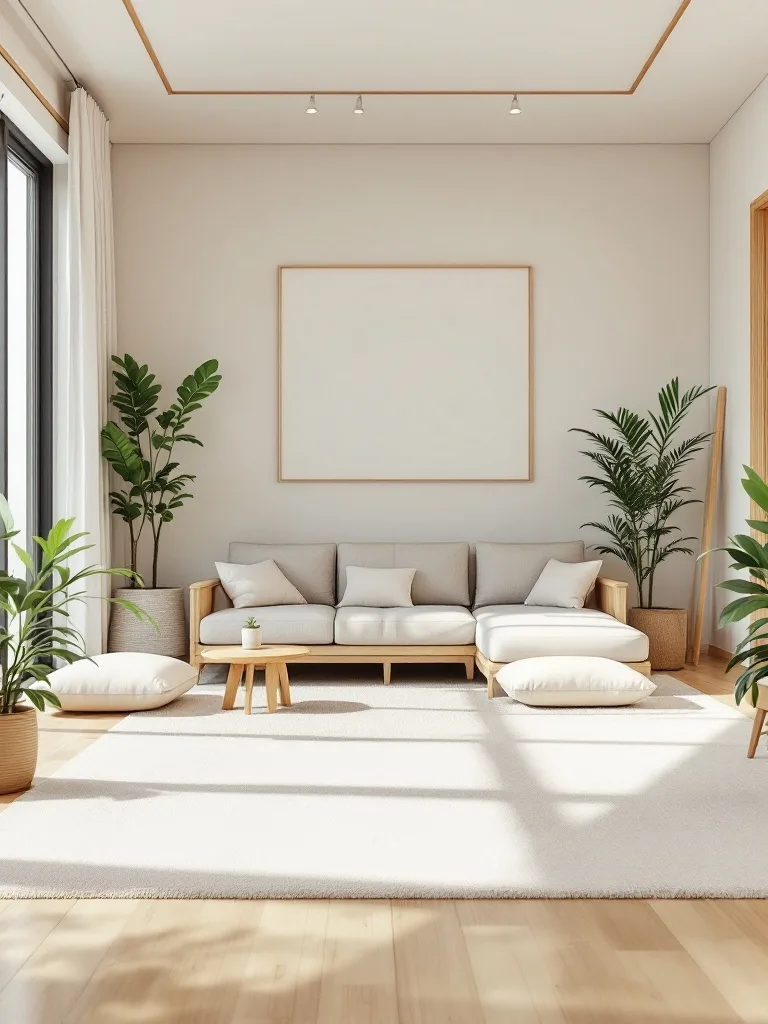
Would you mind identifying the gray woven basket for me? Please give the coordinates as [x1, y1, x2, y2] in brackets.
[108, 587, 187, 660]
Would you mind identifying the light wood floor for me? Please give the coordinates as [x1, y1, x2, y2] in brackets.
[2, 653, 767, 1024]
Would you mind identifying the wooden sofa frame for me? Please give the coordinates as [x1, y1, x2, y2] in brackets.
[189, 576, 652, 695]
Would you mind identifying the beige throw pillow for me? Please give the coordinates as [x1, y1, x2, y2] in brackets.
[338, 566, 416, 608]
[215, 559, 307, 608]
[524, 558, 602, 609]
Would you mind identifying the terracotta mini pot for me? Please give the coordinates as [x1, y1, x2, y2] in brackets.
[108, 587, 187, 660]
[628, 607, 688, 671]
[0, 706, 38, 795]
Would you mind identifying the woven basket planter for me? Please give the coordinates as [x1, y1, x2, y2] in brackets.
[108, 587, 187, 660]
[628, 607, 688, 671]
[0, 706, 38, 795]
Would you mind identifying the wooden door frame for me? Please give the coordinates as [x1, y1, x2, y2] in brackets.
[751, 188, 768, 485]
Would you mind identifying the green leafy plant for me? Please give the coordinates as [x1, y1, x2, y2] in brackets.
[101, 354, 221, 588]
[0, 494, 145, 714]
[716, 466, 768, 707]
[571, 378, 714, 607]
[243, 616, 260, 629]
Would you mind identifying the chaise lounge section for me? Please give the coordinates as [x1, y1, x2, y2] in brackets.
[189, 540, 651, 689]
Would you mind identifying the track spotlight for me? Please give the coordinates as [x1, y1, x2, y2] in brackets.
[305, 94, 318, 114]
[509, 94, 522, 115]
[353, 94, 364, 115]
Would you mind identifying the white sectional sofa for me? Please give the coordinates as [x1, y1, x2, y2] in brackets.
[189, 540, 650, 693]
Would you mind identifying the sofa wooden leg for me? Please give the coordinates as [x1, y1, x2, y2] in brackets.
[487, 672, 498, 698]
[383, 662, 392, 684]
[465, 658, 475, 680]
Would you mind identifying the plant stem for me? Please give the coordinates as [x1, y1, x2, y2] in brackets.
[128, 519, 137, 589]
[151, 522, 161, 589]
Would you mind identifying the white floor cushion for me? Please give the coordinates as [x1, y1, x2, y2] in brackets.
[496, 656, 656, 707]
[48, 653, 198, 712]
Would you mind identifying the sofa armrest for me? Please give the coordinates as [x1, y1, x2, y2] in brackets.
[595, 576, 628, 624]
[189, 579, 221, 666]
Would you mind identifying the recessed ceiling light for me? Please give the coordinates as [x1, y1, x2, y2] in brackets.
[353, 95, 364, 115]
[306, 94, 318, 114]
[509, 94, 522, 115]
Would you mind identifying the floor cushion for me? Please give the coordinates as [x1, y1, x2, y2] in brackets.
[496, 656, 657, 707]
[48, 653, 198, 712]
[473, 605, 649, 663]
[335, 606, 476, 645]
[199, 604, 335, 645]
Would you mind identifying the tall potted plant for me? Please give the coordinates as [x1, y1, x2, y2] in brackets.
[571, 378, 714, 670]
[713, 466, 768, 710]
[0, 495, 142, 794]
[101, 354, 221, 658]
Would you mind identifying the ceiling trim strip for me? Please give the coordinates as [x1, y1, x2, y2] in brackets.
[121, 0, 692, 97]
[0, 42, 68, 130]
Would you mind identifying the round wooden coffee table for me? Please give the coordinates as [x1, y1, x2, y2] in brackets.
[200, 645, 310, 714]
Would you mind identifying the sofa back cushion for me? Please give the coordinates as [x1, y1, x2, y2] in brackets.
[337, 543, 470, 606]
[474, 541, 585, 608]
[227, 542, 336, 605]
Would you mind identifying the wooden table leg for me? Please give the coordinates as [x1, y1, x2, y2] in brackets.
[748, 708, 766, 758]
[244, 664, 255, 715]
[278, 663, 292, 707]
[222, 663, 244, 710]
[265, 663, 280, 713]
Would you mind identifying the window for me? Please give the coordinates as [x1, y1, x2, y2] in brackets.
[0, 115, 53, 572]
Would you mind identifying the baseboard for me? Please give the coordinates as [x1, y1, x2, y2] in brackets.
[705, 643, 733, 663]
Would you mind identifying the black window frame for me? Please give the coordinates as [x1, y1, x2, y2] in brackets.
[0, 114, 53, 567]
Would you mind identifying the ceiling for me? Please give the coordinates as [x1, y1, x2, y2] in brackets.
[15, 0, 768, 143]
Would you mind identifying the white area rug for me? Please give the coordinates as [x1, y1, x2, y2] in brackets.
[0, 672, 764, 898]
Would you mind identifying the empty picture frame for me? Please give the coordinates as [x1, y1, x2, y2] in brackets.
[278, 265, 532, 481]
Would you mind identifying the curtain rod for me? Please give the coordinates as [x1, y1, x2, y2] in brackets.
[14, 0, 80, 88]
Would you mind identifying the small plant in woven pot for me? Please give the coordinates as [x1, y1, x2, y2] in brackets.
[0, 494, 143, 794]
[713, 467, 768, 717]
[571, 378, 714, 670]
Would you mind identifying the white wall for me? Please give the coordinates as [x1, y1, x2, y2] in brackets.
[112, 144, 710, 604]
[710, 78, 768, 652]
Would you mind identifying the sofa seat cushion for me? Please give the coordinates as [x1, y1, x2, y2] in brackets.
[474, 605, 649, 663]
[335, 606, 476, 646]
[200, 604, 335, 645]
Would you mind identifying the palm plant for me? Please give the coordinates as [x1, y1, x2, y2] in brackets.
[0, 494, 144, 714]
[571, 378, 714, 607]
[717, 467, 768, 707]
[101, 354, 221, 588]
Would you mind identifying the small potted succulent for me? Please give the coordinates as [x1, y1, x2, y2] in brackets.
[241, 616, 262, 650]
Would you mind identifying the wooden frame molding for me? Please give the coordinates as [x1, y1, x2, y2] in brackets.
[121, 0, 692, 98]
[277, 264, 533, 484]
[0, 43, 68, 131]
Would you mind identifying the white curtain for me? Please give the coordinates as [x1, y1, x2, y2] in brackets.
[54, 89, 116, 655]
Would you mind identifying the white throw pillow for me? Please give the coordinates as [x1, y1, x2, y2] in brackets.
[524, 558, 602, 609]
[48, 653, 198, 712]
[496, 656, 656, 707]
[215, 559, 307, 608]
[338, 566, 416, 608]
